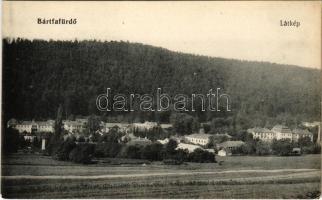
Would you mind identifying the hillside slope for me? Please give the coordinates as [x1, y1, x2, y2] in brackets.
[2, 38, 320, 125]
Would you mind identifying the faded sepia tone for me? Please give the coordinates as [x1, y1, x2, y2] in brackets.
[1, 1, 321, 199]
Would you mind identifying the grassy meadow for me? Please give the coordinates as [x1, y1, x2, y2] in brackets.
[2, 153, 321, 198]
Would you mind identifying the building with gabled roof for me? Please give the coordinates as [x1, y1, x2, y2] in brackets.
[292, 128, 313, 142]
[271, 125, 293, 140]
[132, 121, 158, 131]
[247, 127, 275, 142]
[176, 143, 202, 153]
[63, 120, 86, 133]
[15, 120, 38, 133]
[185, 133, 212, 146]
[104, 123, 130, 133]
[160, 124, 172, 129]
[248, 125, 314, 142]
[37, 120, 55, 133]
[216, 141, 245, 151]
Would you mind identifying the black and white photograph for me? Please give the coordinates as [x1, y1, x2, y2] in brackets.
[1, 1, 321, 199]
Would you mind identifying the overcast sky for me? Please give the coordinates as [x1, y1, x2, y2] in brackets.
[3, 1, 321, 69]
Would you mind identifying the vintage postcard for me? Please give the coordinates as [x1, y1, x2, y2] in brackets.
[1, 1, 321, 199]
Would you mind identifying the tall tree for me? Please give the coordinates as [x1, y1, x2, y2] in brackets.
[47, 104, 64, 155]
[54, 104, 63, 137]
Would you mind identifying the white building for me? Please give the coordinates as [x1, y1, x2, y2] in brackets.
[185, 133, 212, 146]
[160, 124, 172, 129]
[63, 120, 86, 133]
[132, 121, 158, 131]
[37, 120, 55, 133]
[217, 149, 231, 157]
[247, 127, 275, 142]
[292, 128, 314, 142]
[176, 143, 202, 153]
[216, 141, 245, 151]
[15, 121, 32, 133]
[157, 138, 169, 144]
[15, 121, 38, 133]
[248, 125, 314, 142]
[11, 119, 55, 134]
[104, 123, 130, 133]
[272, 125, 293, 140]
[302, 121, 320, 128]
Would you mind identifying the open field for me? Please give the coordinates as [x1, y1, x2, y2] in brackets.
[2, 154, 321, 198]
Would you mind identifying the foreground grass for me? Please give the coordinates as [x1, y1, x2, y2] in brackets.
[2, 154, 320, 176]
[2, 176, 320, 198]
[1, 153, 321, 198]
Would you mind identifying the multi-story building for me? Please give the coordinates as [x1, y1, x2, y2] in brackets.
[185, 133, 212, 146]
[11, 120, 54, 134]
[248, 125, 313, 142]
[104, 123, 130, 133]
[247, 127, 275, 142]
[160, 124, 172, 129]
[63, 120, 86, 133]
[216, 140, 245, 151]
[292, 128, 314, 142]
[37, 120, 55, 133]
[176, 143, 203, 153]
[15, 121, 36, 133]
[271, 125, 293, 140]
[132, 121, 158, 131]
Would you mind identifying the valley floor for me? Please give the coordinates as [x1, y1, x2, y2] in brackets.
[1, 154, 321, 198]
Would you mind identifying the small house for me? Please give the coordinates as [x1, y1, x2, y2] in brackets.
[217, 149, 232, 157]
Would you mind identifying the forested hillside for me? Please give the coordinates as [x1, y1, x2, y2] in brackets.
[2, 38, 320, 126]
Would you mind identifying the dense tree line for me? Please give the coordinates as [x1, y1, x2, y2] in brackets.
[3, 38, 320, 127]
[230, 136, 320, 156]
[50, 133, 215, 164]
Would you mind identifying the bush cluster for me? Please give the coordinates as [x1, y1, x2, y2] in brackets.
[231, 136, 320, 156]
[120, 139, 215, 163]
[52, 136, 215, 164]
[53, 139, 95, 164]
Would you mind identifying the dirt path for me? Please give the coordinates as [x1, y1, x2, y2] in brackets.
[2, 168, 319, 180]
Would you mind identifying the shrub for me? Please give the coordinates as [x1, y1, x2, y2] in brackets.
[188, 148, 216, 163]
[2, 127, 20, 154]
[164, 139, 178, 157]
[122, 145, 144, 159]
[69, 144, 95, 164]
[271, 139, 293, 156]
[54, 139, 76, 161]
[302, 143, 321, 154]
[163, 159, 183, 165]
[172, 149, 189, 162]
[141, 143, 163, 161]
[94, 142, 122, 157]
[255, 141, 271, 155]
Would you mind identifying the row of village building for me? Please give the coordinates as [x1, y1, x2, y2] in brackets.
[6, 118, 170, 135]
[179, 125, 315, 155]
[172, 125, 315, 147]
[7, 118, 317, 144]
[6, 118, 320, 156]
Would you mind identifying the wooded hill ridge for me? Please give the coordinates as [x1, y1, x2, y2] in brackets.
[2, 38, 320, 126]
